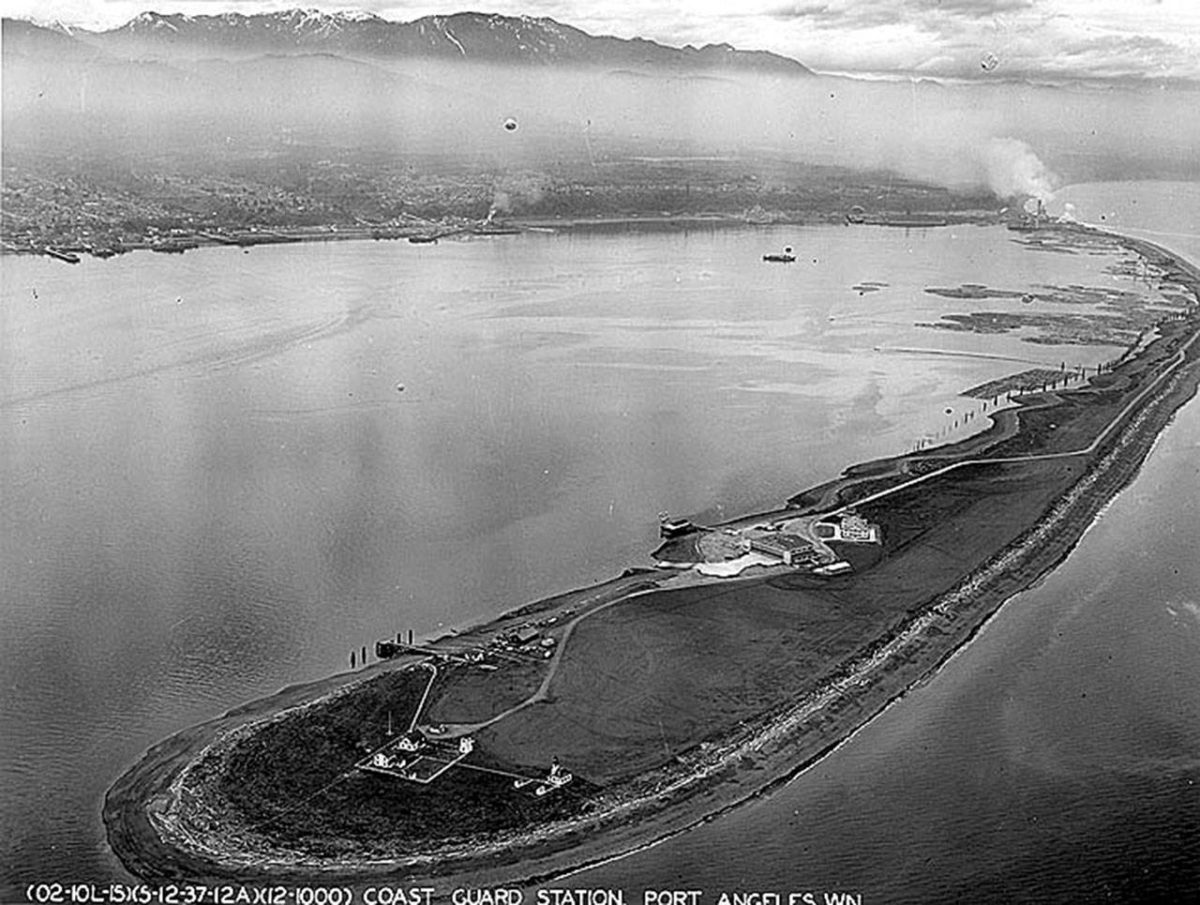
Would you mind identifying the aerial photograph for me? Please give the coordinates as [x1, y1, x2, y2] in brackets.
[2, 0, 1199, 902]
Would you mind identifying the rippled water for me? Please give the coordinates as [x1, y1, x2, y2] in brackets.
[0, 201, 1192, 897]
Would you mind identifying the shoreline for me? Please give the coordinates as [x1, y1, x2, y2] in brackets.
[2, 209, 999, 263]
[103, 224, 1200, 890]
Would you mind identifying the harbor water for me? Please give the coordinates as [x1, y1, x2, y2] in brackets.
[1, 183, 1197, 899]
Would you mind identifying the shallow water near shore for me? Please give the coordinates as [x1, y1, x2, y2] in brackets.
[1, 183, 1197, 897]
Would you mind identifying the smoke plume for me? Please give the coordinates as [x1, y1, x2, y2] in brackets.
[487, 172, 548, 223]
[981, 137, 1058, 201]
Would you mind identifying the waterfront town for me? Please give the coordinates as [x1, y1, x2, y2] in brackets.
[0, 152, 994, 261]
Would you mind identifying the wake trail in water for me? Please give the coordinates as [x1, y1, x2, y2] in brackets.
[0, 308, 373, 410]
[880, 346, 1048, 366]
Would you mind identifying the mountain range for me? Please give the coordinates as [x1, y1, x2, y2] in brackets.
[13, 8, 811, 75]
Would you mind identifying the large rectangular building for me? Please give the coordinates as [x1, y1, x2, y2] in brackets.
[748, 533, 816, 566]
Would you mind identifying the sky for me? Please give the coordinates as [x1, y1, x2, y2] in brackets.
[6, 0, 1200, 81]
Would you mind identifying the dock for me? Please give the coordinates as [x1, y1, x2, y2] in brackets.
[43, 247, 80, 264]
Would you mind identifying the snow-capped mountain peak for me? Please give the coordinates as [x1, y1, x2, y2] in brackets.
[96, 8, 810, 75]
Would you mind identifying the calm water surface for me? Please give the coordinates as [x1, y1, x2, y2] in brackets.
[0, 191, 1194, 897]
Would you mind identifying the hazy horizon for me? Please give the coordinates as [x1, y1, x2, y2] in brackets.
[6, 1, 1200, 84]
[6, 26, 1200, 207]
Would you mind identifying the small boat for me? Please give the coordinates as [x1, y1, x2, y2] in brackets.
[408, 235, 439, 244]
[763, 253, 795, 263]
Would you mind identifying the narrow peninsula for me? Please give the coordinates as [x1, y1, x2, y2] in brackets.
[105, 224, 1200, 890]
